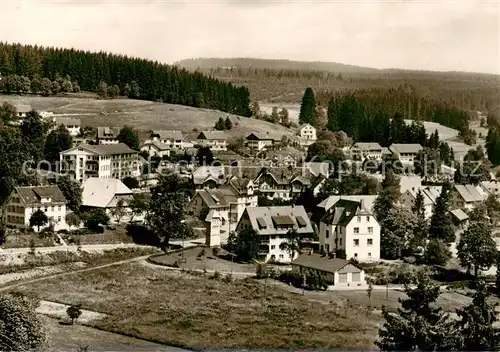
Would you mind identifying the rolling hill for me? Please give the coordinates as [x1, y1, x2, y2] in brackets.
[0, 94, 296, 141]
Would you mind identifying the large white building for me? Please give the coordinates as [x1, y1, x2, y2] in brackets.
[236, 205, 314, 263]
[350, 142, 383, 161]
[52, 117, 81, 137]
[60, 143, 140, 183]
[298, 124, 317, 147]
[197, 131, 227, 151]
[4, 186, 68, 232]
[140, 140, 171, 158]
[388, 143, 423, 164]
[319, 198, 380, 262]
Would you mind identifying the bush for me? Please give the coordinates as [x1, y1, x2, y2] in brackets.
[278, 270, 304, 287]
[212, 247, 219, 257]
[222, 273, 233, 283]
[198, 248, 206, 258]
[210, 271, 221, 280]
[66, 304, 82, 325]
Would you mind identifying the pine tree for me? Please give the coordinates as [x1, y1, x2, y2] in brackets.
[299, 87, 316, 126]
[224, 116, 233, 130]
[374, 170, 401, 222]
[97, 81, 108, 99]
[454, 281, 500, 351]
[214, 117, 225, 131]
[376, 271, 453, 351]
[411, 189, 428, 251]
[429, 183, 455, 244]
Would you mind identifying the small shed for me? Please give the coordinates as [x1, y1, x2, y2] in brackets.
[291, 254, 366, 287]
[450, 208, 469, 230]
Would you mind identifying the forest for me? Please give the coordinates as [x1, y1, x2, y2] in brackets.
[0, 43, 251, 116]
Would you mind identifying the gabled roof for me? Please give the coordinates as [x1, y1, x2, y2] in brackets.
[450, 208, 469, 222]
[97, 126, 120, 139]
[389, 143, 423, 155]
[350, 142, 383, 151]
[197, 131, 226, 140]
[15, 186, 67, 206]
[292, 254, 361, 274]
[246, 132, 275, 141]
[53, 117, 81, 126]
[62, 143, 137, 156]
[321, 199, 372, 226]
[454, 184, 484, 203]
[254, 167, 311, 186]
[317, 195, 377, 212]
[82, 178, 132, 208]
[305, 162, 330, 178]
[151, 130, 184, 140]
[14, 104, 31, 113]
[299, 123, 316, 131]
[243, 206, 313, 235]
[193, 187, 238, 209]
[141, 140, 170, 151]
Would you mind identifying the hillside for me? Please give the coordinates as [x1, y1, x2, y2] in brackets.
[0, 94, 295, 141]
[176, 57, 379, 74]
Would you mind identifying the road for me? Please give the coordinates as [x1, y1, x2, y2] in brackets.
[0, 243, 152, 255]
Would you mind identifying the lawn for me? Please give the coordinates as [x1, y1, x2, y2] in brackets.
[42, 316, 183, 352]
[11, 262, 379, 350]
[3, 233, 55, 249]
[64, 227, 134, 245]
[149, 246, 256, 274]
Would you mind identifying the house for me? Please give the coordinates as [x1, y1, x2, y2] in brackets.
[82, 178, 136, 222]
[187, 177, 257, 246]
[253, 167, 310, 200]
[245, 133, 275, 151]
[197, 131, 227, 151]
[236, 205, 314, 263]
[52, 117, 81, 136]
[150, 130, 184, 151]
[291, 255, 366, 287]
[480, 181, 500, 197]
[140, 140, 171, 158]
[450, 209, 469, 230]
[59, 143, 140, 183]
[311, 175, 327, 196]
[97, 127, 120, 144]
[14, 104, 31, 119]
[319, 198, 380, 261]
[400, 186, 442, 219]
[298, 124, 317, 147]
[449, 184, 487, 211]
[192, 166, 226, 189]
[350, 143, 383, 161]
[388, 144, 423, 164]
[4, 186, 68, 232]
[315, 195, 378, 224]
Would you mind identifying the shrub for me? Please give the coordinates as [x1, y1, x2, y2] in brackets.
[210, 271, 221, 280]
[222, 273, 233, 283]
[212, 247, 219, 256]
[198, 248, 206, 258]
[66, 304, 82, 325]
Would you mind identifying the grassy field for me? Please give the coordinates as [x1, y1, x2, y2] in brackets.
[3, 233, 55, 249]
[11, 262, 379, 350]
[0, 94, 296, 141]
[63, 227, 134, 246]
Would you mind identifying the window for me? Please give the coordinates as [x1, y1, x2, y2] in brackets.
[353, 239, 359, 246]
[339, 238, 342, 246]
[354, 227, 359, 234]
[366, 216, 370, 222]
[357, 216, 361, 223]
[58, 206, 61, 211]
[367, 238, 373, 246]
[368, 253, 372, 258]
[279, 254, 284, 259]
[57, 216, 61, 222]
[325, 230, 329, 238]
[368, 227, 373, 234]
[271, 245, 275, 250]
[354, 253, 358, 258]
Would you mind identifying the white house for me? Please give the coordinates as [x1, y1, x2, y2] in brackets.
[150, 130, 184, 151]
[236, 205, 314, 263]
[298, 124, 317, 147]
[400, 186, 442, 219]
[14, 104, 31, 119]
[97, 127, 120, 144]
[480, 181, 500, 197]
[52, 117, 81, 136]
[82, 178, 136, 222]
[4, 186, 68, 232]
[140, 140, 171, 158]
[449, 184, 488, 211]
[350, 143, 383, 161]
[388, 143, 423, 164]
[292, 255, 366, 287]
[197, 131, 227, 151]
[59, 143, 140, 183]
[245, 133, 275, 151]
[319, 199, 380, 262]
[187, 177, 257, 246]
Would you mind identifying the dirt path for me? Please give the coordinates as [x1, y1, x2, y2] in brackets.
[0, 255, 151, 292]
[37, 300, 107, 324]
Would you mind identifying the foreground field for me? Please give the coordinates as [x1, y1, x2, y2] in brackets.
[11, 262, 379, 350]
[0, 94, 295, 141]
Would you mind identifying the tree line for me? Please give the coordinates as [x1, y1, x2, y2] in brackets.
[0, 42, 251, 116]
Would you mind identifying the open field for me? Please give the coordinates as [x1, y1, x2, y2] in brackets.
[10, 262, 379, 350]
[3, 233, 55, 249]
[0, 94, 296, 141]
[43, 316, 185, 352]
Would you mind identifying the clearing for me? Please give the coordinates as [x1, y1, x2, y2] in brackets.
[9, 262, 379, 350]
[0, 94, 296, 141]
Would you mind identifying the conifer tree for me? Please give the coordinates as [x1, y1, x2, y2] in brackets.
[429, 183, 455, 244]
[214, 117, 225, 131]
[376, 271, 453, 351]
[299, 87, 316, 126]
[411, 189, 428, 251]
[224, 116, 233, 130]
[374, 170, 401, 222]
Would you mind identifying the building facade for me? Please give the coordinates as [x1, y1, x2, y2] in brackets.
[150, 130, 184, 151]
[197, 131, 227, 151]
[299, 124, 317, 147]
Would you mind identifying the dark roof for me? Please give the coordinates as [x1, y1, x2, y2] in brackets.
[16, 186, 67, 205]
[321, 199, 371, 226]
[292, 254, 361, 274]
[197, 131, 226, 140]
[97, 126, 120, 139]
[246, 133, 275, 141]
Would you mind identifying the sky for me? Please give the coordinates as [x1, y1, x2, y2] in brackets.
[1, 0, 499, 74]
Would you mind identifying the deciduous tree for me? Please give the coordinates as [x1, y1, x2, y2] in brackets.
[29, 209, 48, 232]
[56, 176, 82, 212]
[117, 125, 139, 150]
